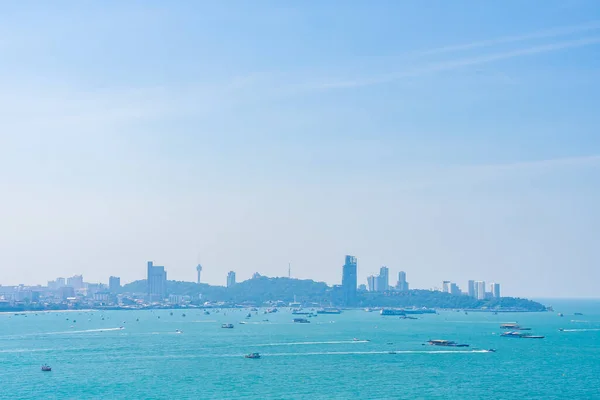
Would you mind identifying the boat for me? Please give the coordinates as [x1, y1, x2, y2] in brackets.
[175, 329, 183, 334]
[400, 315, 418, 320]
[293, 318, 310, 323]
[574, 312, 584, 316]
[292, 309, 311, 315]
[427, 340, 469, 347]
[558, 313, 564, 317]
[245, 313, 252, 319]
[486, 349, 497, 353]
[501, 331, 544, 339]
[316, 308, 342, 315]
[41, 365, 52, 372]
[250, 308, 258, 312]
[221, 324, 234, 329]
[388, 351, 397, 355]
[245, 352, 261, 359]
[381, 308, 436, 316]
[204, 311, 210, 315]
[239, 321, 247, 325]
[500, 323, 530, 330]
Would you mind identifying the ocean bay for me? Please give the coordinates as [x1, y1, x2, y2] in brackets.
[2, 300, 599, 399]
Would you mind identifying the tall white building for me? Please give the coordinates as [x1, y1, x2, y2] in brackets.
[378, 266, 389, 292]
[490, 283, 501, 298]
[367, 275, 376, 292]
[226, 271, 236, 288]
[475, 281, 486, 300]
[467, 280, 475, 297]
[442, 281, 451, 293]
[396, 271, 409, 292]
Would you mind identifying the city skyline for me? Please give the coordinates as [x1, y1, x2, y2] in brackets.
[6, 257, 503, 301]
[2, 2, 600, 298]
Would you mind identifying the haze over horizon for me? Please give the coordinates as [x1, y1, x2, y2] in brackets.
[1, 1, 599, 298]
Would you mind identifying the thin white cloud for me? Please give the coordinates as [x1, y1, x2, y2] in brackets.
[419, 20, 600, 55]
[315, 36, 600, 90]
[472, 154, 600, 172]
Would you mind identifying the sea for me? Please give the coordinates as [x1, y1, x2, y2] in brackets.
[1, 299, 599, 400]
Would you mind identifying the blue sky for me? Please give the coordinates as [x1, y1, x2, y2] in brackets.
[1, 1, 599, 297]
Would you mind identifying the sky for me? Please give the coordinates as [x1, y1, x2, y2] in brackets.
[1, 1, 600, 298]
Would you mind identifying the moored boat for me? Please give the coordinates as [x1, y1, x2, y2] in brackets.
[41, 365, 52, 372]
[293, 318, 310, 323]
[245, 352, 261, 359]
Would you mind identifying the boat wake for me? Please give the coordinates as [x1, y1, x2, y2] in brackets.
[43, 327, 125, 335]
[253, 340, 370, 347]
[261, 349, 489, 356]
[561, 328, 600, 332]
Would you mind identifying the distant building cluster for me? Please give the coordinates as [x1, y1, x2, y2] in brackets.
[444, 279, 501, 299]
[0, 255, 505, 311]
[366, 267, 410, 293]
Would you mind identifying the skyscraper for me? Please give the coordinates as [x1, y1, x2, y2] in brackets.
[367, 275, 376, 292]
[196, 264, 202, 284]
[490, 283, 501, 298]
[450, 283, 460, 296]
[227, 271, 236, 288]
[341, 255, 357, 306]
[442, 281, 451, 293]
[467, 280, 475, 298]
[147, 261, 167, 301]
[378, 266, 389, 291]
[396, 271, 409, 291]
[475, 281, 486, 300]
[109, 276, 121, 293]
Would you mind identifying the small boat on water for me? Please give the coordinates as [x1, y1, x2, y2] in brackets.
[204, 311, 210, 315]
[175, 329, 183, 334]
[558, 313, 564, 317]
[574, 312, 584, 316]
[245, 353, 261, 359]
[388, 351, 397, 355]
[41, 365, 52, 372]
[245, 313, 252, 319]
[293, 318, 310, 323]
[500, 323, 530, 330]
[400, 315, 418, 320]
[501, 331, 545, 339]
[427, 340, 469, 347]
[221, 323, 234, 329]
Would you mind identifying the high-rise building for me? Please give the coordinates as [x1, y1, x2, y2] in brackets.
[396, 271, 409, 291]
[475, 281, 486, 300]
[67, 275, 84, 290]
[442, 281, 451, 293]
[196, 264, 202, 284]
[467, 280, 475, 298]
[227, 271, 236, 288]
[377, 266, 389, 292]
[341, 255, 358, 306]
[109, 276, 121, 293]
[367, 275, 376, 292]
[450, 283, 460, 296]
[147, 261, 167, 301]
[490, 283, 501, 298]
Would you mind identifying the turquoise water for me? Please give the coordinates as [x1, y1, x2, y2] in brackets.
[2, 300, 600, 399]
